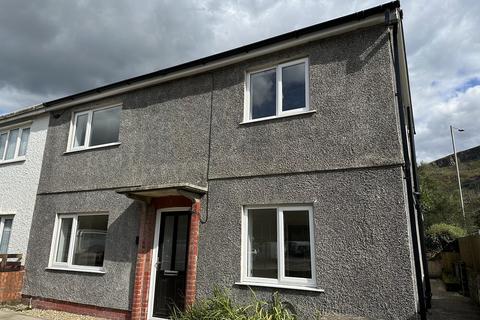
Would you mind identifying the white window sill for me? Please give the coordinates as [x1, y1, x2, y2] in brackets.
[234, 281, 324, 293]
[64, 142, 121, 154]
[46, 266, 106, 274]
[240, 110, 316, 125]
[0, 157, 26, 166]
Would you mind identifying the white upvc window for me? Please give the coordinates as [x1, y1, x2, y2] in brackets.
[0, 216, 14, 254]
[0, 126, 30, 163]
[244, 58, 309, 122]
[49, 213, 109, 273]
[67, 104, 121, 152]
[241, 205, 316, 288]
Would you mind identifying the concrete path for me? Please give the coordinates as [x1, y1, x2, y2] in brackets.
[429, 278, 480, 320]
[0, 310, 40, 320]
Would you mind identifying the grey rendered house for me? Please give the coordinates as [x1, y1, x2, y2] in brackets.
[22, 1, 430, 319]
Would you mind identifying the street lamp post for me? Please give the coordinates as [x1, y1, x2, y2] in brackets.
[450, 125, 466, 223]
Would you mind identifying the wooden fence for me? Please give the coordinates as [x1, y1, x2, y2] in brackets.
[459, 234, 480, 305]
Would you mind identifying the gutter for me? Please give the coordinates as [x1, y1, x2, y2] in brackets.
[388, 9, 428, 320]
[0, 104, 46, 126]
[1, 2, 400, 122]
[41, 1, 400, 111]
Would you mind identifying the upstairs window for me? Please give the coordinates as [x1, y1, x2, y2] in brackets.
[68, 105, 121, 151]
[245, 58, 309, 122]
[0, 126, 30, 162]
[241, 205, 316, 288]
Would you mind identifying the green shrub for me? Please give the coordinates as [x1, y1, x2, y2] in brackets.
[172, 288, 296, 320]
[425, 223, 466, 255]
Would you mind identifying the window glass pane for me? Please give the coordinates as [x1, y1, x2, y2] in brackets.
[0, 218, 13, 254]
[159, 215, 174, 271]
[282, 63, 306, 111]
[90, 107, 121, 146]
[73, 114, 88, 148]
[283, 210, 312, 278]
[174, 214, 189, 271]
[73, 215, 108, 267]
[0, 133, 7, 160]
[4, 129, 19, 160]
[55, 218, 73, 263]
[17, 128, 30, 157]
[251, 69, 276, 119]
[248, 208, 277, 278]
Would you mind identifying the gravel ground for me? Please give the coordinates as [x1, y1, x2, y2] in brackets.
[0, 305, 105, 320]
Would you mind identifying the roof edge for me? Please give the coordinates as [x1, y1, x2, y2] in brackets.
[44, 1, 399, 109]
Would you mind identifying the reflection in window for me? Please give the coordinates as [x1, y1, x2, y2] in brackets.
[0, 127, 30, 161]
[4, 129, 19, 160]
[247, 59, 308, 121]
[18, 128, 30, 157]
[282, 63, 306, 112]
[55, 218, 73, 263]
[51, 214, 108, 270]
[73, 215, 108, 267]
[244, 206, 315, 287]
[90, 107, 121, 147]
[251, 69, 276, 119]
[284, 210, 312, 278]
[73, 114, 88, 148]
[248, 208, 277, 279]
[0, 217, 13, 254]
[70, 106, 121, 150]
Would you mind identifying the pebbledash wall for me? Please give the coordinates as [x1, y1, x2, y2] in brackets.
[24, 22, 419, 320]
[0, 115, 49, 260]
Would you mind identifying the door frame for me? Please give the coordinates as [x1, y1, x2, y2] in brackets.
[147, 207, 191, 320]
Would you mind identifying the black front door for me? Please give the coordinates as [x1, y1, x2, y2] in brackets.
[152, 211, 190, 318]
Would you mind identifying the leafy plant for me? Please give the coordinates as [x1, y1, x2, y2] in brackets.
[172, 288, 296, 320]
[425, 223, 466, 255]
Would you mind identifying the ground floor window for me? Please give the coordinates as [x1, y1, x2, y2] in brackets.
[0, 216, 13, 254]
[49, 213, 108, 272]
[241, 205, 316, 287]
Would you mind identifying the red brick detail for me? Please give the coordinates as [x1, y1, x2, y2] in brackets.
[131, 196, 201, 319]
[131, 204, 156, 320]
[152, 196, 192, 209]
[22, 295, 130, 319]
[185, 199, 201, 308]
[0, 270, 24, 302]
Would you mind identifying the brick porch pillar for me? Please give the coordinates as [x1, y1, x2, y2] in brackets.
[131, 204, 155, 320]
[185, 199, 201, 308]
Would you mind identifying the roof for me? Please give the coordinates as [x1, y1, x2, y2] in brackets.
[1, 1, 400, 122]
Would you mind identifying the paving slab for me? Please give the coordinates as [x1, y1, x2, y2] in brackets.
[0, 310, 40, 320]
[429, 278, 480, 320]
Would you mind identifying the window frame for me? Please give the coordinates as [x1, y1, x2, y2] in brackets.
[66, 104, 122, 152]
[0, 124, 31, 164]
[244, 58, 310, 122]
[0, 216, 14, 253]
[240, 204, 316, 288]
[48, 212, 108, 273]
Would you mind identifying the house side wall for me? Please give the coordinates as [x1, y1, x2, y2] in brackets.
[24, 24, 416, 318]
[0, 115, 49, 260]
[198, 167, 417, 319]
[23, 190, 139, 310]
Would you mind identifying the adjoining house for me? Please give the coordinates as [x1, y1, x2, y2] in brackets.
[0, 105, 49, 261]
[14, 1, 429, 319]
[0, 105, 49, 302]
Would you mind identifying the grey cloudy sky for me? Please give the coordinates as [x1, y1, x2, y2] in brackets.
[0, 0, 479, 161]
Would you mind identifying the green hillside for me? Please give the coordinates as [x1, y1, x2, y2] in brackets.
[418, 152, 480, 233]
